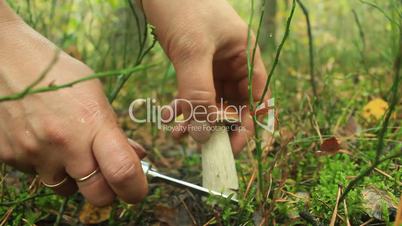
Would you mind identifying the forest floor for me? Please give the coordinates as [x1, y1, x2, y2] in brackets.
[0, 0, 401, 225]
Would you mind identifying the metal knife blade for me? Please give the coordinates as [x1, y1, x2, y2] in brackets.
[141, 161, 238, 202]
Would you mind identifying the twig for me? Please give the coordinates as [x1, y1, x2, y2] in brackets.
[243, 169, 257, 199]
[203, 217, 215, 226]
[307, 95, 323, 143]
[395, 195, 402, 226]
[296, 0, 318, 98]
[246, 0, 266, 200]
[329, 185, 342, 226]
[0, 64, 153, 102]
[374, 167, 402, 186]
[258, 0, 296, 105]
[360, 218, 374, 226]
[108, 1, 155, 103]
[54, 197, 69, 226]
[0, 207, 14, 226]
[128, 0, 144, 57]
[0, 49, 60, 102]
[0, 193, 54, 206]
[179, 198, 197, 226]
[359, 0, 399, 26]
[352, 10, 368, 72]
[339, 150, 402, 202]
[374, 23, 401, 163]
[343, 198, 351, 226]
[339, 21, 401, 203]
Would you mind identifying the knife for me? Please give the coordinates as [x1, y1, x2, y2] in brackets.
[140, 161, 238, 202]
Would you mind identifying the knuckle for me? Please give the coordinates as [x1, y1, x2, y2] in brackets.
[78, 99, 105, 123]
[181, 90, 216, 107]
[167, 31, 211, 63]
[41, 119, 69, 146]
[107, 160, 136, 185]
[16, 134, 41, 156]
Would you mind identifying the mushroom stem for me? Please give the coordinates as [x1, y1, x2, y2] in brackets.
[201, 125, 238, 197]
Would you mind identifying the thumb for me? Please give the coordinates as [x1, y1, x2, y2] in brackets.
[92, 125, 148, 204]
[173, 54, 216, 143]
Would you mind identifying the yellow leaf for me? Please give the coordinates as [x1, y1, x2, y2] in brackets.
[362, 98, 389, 121]
[79, 201, 112, 224]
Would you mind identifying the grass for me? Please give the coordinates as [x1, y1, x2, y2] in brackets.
[0, 0, 401, 225]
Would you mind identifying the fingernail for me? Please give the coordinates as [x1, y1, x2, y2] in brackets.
[188, 120, 212, 144]
[128, 138, 147, 159]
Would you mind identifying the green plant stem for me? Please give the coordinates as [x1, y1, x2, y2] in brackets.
[246, 0, 266, 200]
[0, 193, 54, 207]
[108, 0, 155, 103]
[0, 65, 153, 102]
[374, 27, 401, 163]
[360, 0, 399, 25]
[54, 197, 69, 226]
[340, 26, 401, 202]
[352, 9, 368, 72]
[296, 0, 317, 99]
[258, 0, 296, 106]
[339, 150, 402, 203]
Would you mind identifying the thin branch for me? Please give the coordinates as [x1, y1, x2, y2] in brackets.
[54, 197, 69, 226]
[329, 185, 342, 226]
[108, 0, 153, 103]
[339, 24, 401, 202]
[0, 64, 154, 102]
[374, 23, 401, 163]
[339, 150, 402, 203]
[360, 0, 399, 26]
[296, 0, 318, 98]
[128, 0, 144, 55]
[0, 193, 54, 207]
[352, 9, 368, 72]
[13, 49, 61, 99]
[246, 0, 266, 200]
[258, 0, 296, 106]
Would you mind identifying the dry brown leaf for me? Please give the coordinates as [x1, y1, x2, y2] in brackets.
[316, 137, 341, 156]
[279, 127, 295, 145]
[154, 204, 193, 226]
[79, 201, 112, 224]
[337, 116, 360, 138]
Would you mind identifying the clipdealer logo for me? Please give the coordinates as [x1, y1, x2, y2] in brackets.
[128, 98, 275, 133]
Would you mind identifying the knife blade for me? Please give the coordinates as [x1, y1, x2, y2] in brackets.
[140, 161, 238, 202]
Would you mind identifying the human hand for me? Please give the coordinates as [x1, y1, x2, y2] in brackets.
[142, 0, 269, 154]
[0, 4, 147, 206]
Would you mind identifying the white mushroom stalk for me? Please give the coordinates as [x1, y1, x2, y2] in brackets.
[201, 109, 239, 198]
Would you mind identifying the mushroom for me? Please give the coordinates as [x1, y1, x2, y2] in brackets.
[175, 106, 240, 198]
[199, 107, 239, 198]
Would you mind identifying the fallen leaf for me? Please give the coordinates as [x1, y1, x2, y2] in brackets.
[79, 201, 112, 224]
[337, 116, 360, 137]
[279, 127, 295, 145]
[362, 186, 397, 221]
[362, 98, 389, 121]
[154, 204, 193, 226]
[316, 137, 341, 156]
